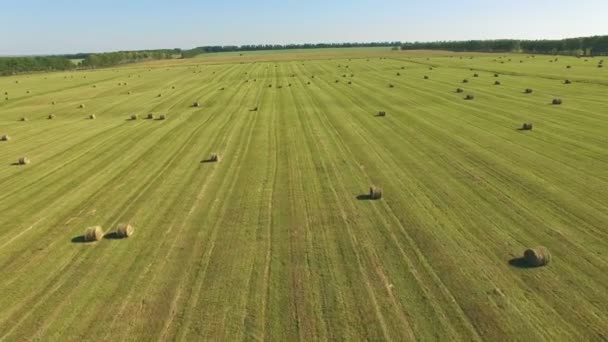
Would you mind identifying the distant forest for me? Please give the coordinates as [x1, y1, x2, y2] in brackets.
[2, 36, 607, 75]
[400, 36, 608, 55]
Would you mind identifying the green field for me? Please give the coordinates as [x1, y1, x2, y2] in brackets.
[1, 49, 607, 341]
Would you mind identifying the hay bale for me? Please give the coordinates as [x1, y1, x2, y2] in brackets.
[79, 104, 86, 109]
[494, 81, 501, 85]
[424, 76, 429, 79]
[48, 114, 55, 119]
[525, 88, 533, 94]
[89, 114, 96, 120]
[208, 153, 220, 162]
[369, 186, 383, 200]
[335, 80, 339, 83]
[456, 88, 464, 93]
[18, 157, 30, 165]
[84, 226, 104, 242]
[158, 93, 162, 97]
[522, 123, 533, 130]
[462, 79, 469, 83]
[193, 101, 201, 107]
[524, 246, 551, 267]
[130, 114, 138, 120]
[268, 84, 272, 88]
[566, 65, 571, 69]
[474, 73, 479, 77]
[388, 84, 395, 88]
[20, 117, 28, 122]
[552, 98, 562, 105]
[147, 113, 154, 119]
[159, 114, 167, 120]
[377, 111, 386, 117]
[1, 135, 10, 141]
[52, 101, 56, 105]
[494, 74, 499, 77]
[564, 79, 572, 84]
[465, 94, 475, 100]
[116, 223, 134, 238]
[396, 72, 401, 76]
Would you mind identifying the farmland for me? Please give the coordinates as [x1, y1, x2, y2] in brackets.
[0, 48, 607, 340]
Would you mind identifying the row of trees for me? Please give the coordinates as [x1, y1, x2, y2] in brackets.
[400, 36, 608, 56]
[0, 49, 180, 75]
[0, 56, 75, 75]
[181, 42, 403, 58]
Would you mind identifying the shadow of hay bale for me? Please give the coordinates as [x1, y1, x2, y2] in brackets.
[71, 235, 88, 244]
[508, 257, 536, 268]
[103, 232, 121, 240]
[356, 194, 373, 201]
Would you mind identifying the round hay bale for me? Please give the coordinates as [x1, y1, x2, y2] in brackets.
[494, 81, 501, 85]
[494, 73, 499, 77]
[465, 94, 475, 100]
[396, 72, 401, 76]
[116, 223, 134, 238]
[424, 76, 429, 80]
[89, 114, 96, 120]
[564, 79, 572, 84]
[524, 246, 551, 267]
[335, 80, 339, 83]
[474, 73, 479, 77]
[209, 153, 220, 162]
[79, 104, 86, 109]
[1, 135, 9, 141]
[462, 79, 469, 83]
[158, 93, 162, 97]
[20, 117, 28, 122]
[130, 114, 138, 120]
[193, 101, 201, 107]
[48, 114, 55, 119]
[566, 65, 571, 69]
[377, 111, 386, 117]
[18, 157, 30, 165]
[388, 84, 395, 88]
[159, 114, 166, 120]
[522, 123, 533, 130]
[147, 113, 154, 119]
[369, 186, 383, 200]
[52, 101, 56, 105]
[525, 88, 533, 94]
[456, 88, 464, 93]
[552, 98, 562, 105]
[84, 226, 104, 242]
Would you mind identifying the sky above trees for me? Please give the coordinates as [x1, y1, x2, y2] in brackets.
[2, 0, 607, 55]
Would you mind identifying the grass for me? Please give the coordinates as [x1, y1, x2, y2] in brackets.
[0, 48, 607, 340]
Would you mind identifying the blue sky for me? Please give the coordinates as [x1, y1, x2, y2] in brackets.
[2, 0, 607, 55]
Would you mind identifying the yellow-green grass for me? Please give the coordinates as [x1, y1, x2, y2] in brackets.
[0, 49, 607, 340]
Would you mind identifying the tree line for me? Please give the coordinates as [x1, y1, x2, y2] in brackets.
[0, 49, 180, 76]
[180, 42, 403, 58]
[400, 36, 608, 56]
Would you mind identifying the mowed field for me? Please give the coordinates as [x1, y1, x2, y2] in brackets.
[1, 48, 607, 341]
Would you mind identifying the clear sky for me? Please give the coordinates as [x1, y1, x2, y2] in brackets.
[2, 0, 607, 55]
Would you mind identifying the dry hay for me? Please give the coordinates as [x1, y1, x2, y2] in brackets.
[18, 157, 30, 165]
[564, 79, 572, 84]
[130, 114, 138, 120]
[369, 186, 383, 200]
[465, 94, 475, 100]
[89, 114, 96, 120]
[0, 135, 9, 141]
[521, 123, 533, 130]
[525, 88, 533, 94]
[48, 114, 55, 119]
[159, 114, 167, 120]
[552, 98, 563, 105]
[84, 226, 104, 242]
[116, 223, 134, 238]
[377, 111, 386, 117]
[523, 246, 551, 267]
